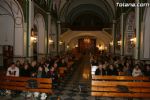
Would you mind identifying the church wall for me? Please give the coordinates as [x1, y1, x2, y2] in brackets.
[141, 7, 150, 60]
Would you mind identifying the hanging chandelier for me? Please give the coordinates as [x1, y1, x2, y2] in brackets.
[84, 37, 90, 43]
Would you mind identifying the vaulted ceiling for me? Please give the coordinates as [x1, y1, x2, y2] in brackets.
[59, 0, 129, 28]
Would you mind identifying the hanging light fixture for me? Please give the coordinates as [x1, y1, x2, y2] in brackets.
[75, 44, 78, 48]
[84, 37, 90, 43]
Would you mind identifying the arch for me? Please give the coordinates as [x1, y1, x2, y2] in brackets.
[0, 0, 24, 56]
[67, 36, 105, 49]
[66, 4, 110, 24]
[0, 5, 14, 46]
[59, 0, 115, 23]
[60, 30, 112, 49]
[34, 13, 46, 54]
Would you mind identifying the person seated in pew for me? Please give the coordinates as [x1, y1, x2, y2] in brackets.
[47, 57, 54, 69]
[32, 66, 47, 100]
[107, 64, 118, 76]
[95, 63, 107, 75]
[144, 64, 150, 76]
[26, 65, 48, 100]
[61, 58, 67, 67]
[30, 61, 38, 77]
[6, 62, 19, 77]
[20, 63, 31, 77]
[102, 64, 108, 75]
[132, 64, 143, 77]
[47, 66, 59, 88]
[15, 60, 22, 69]
[43, 61, 50, 74]
[37, 66, 47, 78]
[123, 62, 132, 76]
[6, 62, 20, 96]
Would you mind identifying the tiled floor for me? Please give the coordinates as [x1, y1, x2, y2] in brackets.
[0, 55, 148, 100]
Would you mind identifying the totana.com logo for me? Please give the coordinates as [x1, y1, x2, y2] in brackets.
[116, 3, 150, 7]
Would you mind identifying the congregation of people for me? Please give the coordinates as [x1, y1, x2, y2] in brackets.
[6, 53, 75, 84]
[1, 51, 150, 99]
[3, 53, 76, 99]
[91, 53, 150, 77]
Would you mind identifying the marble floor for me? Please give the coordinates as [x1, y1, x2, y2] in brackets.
[0, 55, 147, 100]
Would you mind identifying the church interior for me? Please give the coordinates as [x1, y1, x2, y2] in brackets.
[0, 0, 150, 100]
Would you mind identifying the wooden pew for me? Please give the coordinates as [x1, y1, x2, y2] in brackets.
[0, 70, 6, 77]
[0, 76, 52, 94]
[92, 75, 150, 81]
[91, 75, 150, 98]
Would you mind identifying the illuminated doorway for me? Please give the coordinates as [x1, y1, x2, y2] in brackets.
[78, 37, 96, 54]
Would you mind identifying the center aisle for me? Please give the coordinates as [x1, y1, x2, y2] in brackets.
[50, 54, 94, 100]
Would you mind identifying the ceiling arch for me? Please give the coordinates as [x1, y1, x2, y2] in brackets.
[60, 30, 112, 46]
[66, 4, 110, 25]
[59, 0, 117, 27]
[59, 0, 131, 22]
[67, 36, 105, 49]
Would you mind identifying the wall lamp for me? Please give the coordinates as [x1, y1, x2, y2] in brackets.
[130, 37, 136, 44]
[31, 28, 37, 43]
[49, 39, 54, 44]
[130, 37, 136, 47]
[117, 40, 122, 46]
[110, 41, 113, 46]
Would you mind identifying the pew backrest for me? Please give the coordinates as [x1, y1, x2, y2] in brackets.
[91, 75, 150, 98]
[0, 76, 52, 94]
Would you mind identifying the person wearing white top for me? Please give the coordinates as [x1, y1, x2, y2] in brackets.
[5, 62, 19, 95]
[6, 63, 19, 77]
[132, 64, 143, 77]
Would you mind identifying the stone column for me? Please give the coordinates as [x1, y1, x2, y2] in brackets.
[135, 0, 140, 60]
[51, 19, 57, 56]
[47, 13, 51, 55]
[120, 13, 125, 57]
[27, 0, 34, 60]
[112, 20, 116, 54]
[56, 20, 61, 54]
